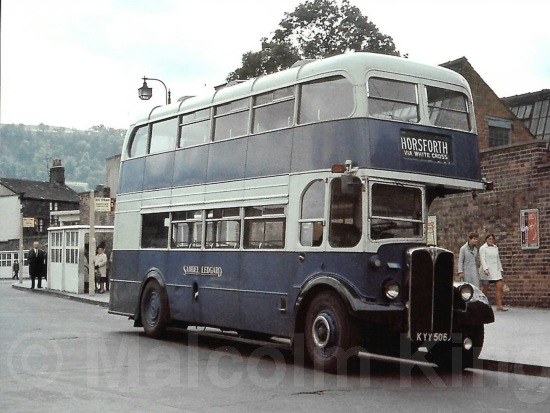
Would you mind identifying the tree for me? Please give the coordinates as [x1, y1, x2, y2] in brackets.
[227, 0, 400, 81]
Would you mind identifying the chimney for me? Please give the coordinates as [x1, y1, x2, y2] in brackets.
[50, 159, 65, 186]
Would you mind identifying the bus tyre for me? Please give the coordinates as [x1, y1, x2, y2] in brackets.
[304, 291, 359, 374]
[140, 281, 168, 339]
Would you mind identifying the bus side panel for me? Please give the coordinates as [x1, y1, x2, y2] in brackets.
[143, 152, 175, 190]
[118, 157, 145, 194]
[206, 138, 247, 182]
[164, 250, 201, 324]
[192, 251, 241, 330]
[245, 129, 293, 178]
[108, 250, 142, 316]
[291, 120, 369, 173]
[173, 145, 208, 186]
[239, 251, 297, 337]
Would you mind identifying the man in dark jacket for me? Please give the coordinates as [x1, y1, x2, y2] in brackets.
[27, 241, 46, 289]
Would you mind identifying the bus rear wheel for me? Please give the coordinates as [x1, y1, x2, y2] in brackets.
[304, 291, 359, 373]
[140, 281, 169, 339]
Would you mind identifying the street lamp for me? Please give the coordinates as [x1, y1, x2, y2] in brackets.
[138, 76, 171, 105]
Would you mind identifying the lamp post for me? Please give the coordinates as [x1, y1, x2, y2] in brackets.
[138, 76, 171, 105]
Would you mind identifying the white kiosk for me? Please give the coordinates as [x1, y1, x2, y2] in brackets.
[47, 225, 114, 293]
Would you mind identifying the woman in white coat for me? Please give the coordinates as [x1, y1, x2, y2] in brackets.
[479, 233, 507, 311]
[94, 246, 108, 294]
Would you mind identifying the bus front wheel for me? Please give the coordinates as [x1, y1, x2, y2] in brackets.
[140, 281, 168, 339]
[304, 291, 359, 373]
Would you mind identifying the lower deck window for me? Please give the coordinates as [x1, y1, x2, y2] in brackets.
[142, 213, 169, 248]
[172, 211, 203, 249]
[244, 205, 286, 249]
[329, 176, 362, 248]
[206, 208, 240, 248]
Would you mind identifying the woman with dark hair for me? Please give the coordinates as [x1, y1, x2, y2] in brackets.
[479, 233, 508, 311]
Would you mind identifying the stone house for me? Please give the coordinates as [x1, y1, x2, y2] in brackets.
[0, 159, 80, 251]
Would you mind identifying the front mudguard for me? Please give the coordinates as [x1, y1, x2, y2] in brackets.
[133, 269, 168, 327]
[453, 283, 495, 326]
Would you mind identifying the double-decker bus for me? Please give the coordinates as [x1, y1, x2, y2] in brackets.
[109, 52, 494, 372]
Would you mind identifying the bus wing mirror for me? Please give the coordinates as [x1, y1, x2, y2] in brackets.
[341, 174, 361, 195]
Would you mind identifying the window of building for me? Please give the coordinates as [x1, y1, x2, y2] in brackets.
[487, 117, 512, 147]
[299, 76, 354, 124]
[299, 180, 325, 247]
[141, 213, 169, 248]
[51, 231, 63, 263]
[368, 77, 419, 123]
[0, 253, 10, 267]
[65, 231, 79, 264]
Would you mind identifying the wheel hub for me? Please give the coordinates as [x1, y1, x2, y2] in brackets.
[312, 313, 335, 349]
[146, 293, 160, 325]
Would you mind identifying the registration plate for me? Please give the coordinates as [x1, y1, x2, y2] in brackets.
[415, 332, 451, 342]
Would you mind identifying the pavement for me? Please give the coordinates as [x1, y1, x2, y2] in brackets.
[9, 278, 550, 377]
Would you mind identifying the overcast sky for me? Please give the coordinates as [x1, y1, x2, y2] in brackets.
[1, 0, 549, 130]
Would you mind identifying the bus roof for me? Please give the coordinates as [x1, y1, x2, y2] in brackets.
[133, 52, 470, 126]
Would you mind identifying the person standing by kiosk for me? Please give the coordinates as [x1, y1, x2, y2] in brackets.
[27, 241, 46, 289]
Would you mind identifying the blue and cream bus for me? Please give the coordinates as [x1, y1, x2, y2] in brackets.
[109, 52, 494, 372]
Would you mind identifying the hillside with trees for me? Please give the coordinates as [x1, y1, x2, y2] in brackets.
[1, 0, 401, 192]
[0, 123, 125, 191]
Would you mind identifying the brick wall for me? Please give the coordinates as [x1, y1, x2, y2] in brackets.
[430, 141, 550, 307]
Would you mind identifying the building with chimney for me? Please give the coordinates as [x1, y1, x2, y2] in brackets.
[0, 159, 80, 251]
[430, 58, 550, 308]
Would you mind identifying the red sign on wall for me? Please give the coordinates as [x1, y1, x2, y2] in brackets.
[520, 209, 539, 249]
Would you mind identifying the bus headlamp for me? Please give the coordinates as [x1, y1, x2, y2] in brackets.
[383, 279, 400, 300]
[458, 283, 474, 302]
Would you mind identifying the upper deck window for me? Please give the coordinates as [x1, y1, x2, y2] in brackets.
[150, 117, 178, 154]
[253, 87, 295, 133]
[180, 108, 211, 148]
[368, 78, 419, 123]
[214, 98, 250, 141]
[426, 87, 471, 131]
[129, 125, 149, 158]
[298, 76, 354, 124]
